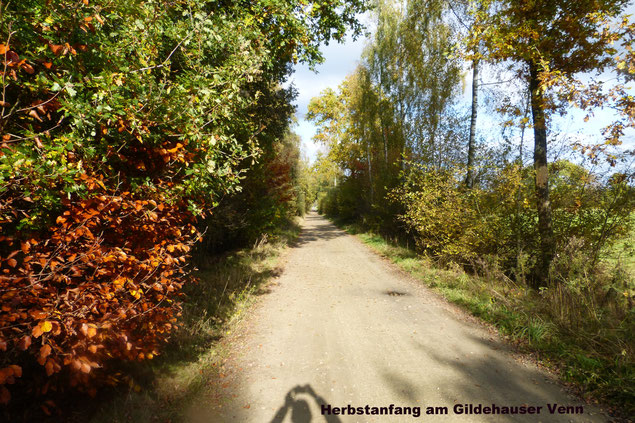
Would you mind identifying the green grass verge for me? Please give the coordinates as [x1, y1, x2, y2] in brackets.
[81, 219, 302, 423]
[340, 222, 634, 419]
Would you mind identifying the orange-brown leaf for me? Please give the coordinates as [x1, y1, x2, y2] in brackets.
[0, 366, 19, 384]
[45, 359, 55, 376]
[9, 366, 21, 378]
[0, 386, 10, 405]
[17, 336, 31, 351]
[87, 326, 97, 338]
[6, 51, 18, 64]
[80, 361, 91, 374]
[32, 321, 52, 338]
[21, 63, 35, 74]
[51, 321, 62, 336]
[32, 325, 43, 338]
[29, 310, 47, 320]
[49, 44, 64, 56]
[39, 344, 52, 360]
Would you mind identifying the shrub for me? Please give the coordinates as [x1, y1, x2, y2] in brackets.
[0, 176, 197, 404]
[390, 161, 634, 284]
[0, 0, 368, 409]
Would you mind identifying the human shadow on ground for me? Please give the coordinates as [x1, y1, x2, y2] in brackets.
[291, 214, 345, 248]
[270, 384, 342, 423]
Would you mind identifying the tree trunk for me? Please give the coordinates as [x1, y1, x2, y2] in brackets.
[515, 92, 530, 284]
[378, 71, 389, 170]
[364, 124, 374, 207]
[465, 59, 479, 188]
[529, 62, 554, 286]
[383, 125, 388, 167]
[367, 142, 374, 206]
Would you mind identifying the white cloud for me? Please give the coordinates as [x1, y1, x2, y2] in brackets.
[289, 31, 369, 163]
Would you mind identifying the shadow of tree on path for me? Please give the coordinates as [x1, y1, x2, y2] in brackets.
[290, 214, 345, 248]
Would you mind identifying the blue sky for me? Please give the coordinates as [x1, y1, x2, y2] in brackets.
[288, 12, 635, 165]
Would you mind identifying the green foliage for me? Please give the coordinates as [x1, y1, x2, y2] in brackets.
[196, 130, 308, 253]
[389, 164, 479, 261]
[308, 0, 465, 232]
[390, 161, 634, 276]
[0, 0, 369, 411]
[0, 0, 370, 229]
[470, 0, 629, 75]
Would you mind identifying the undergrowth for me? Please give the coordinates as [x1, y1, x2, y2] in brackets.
[342, 222, 634, 419]
[79, 219, 302, 423]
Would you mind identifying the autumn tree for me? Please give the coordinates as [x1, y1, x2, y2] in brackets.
[470, 0, 632, 285]
[309, 0, 464, 226]
[400, 0, 463, 168]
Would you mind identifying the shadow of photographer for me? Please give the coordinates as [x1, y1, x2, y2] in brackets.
[270, 384, 342, 423]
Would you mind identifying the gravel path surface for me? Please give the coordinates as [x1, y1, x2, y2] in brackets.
[187, 213, 608, 423]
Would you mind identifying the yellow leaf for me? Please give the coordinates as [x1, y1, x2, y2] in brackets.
[87, 326, 97, 338]
[41, 321, 53, 333]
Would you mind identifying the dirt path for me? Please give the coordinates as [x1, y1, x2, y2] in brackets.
[188, 213, 608, 422]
